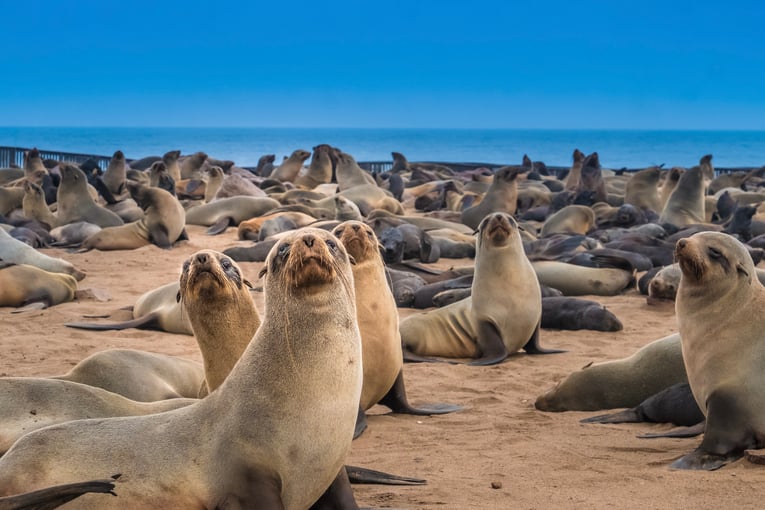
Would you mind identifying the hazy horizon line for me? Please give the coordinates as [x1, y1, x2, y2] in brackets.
[2, 126, 765, 133]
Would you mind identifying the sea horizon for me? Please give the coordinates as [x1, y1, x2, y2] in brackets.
[1, 126, 764, 169]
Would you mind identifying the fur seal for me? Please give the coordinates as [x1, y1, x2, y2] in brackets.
[564, 149, 586, 189]
[659, 165, 705, 227]
[0, 263, 77, 308]
[673, 231, 765, 469]
[0, 187, 24, 216]
[56, 164, 124, 228]
[531, 261, 634, 296]
[460, 166, 520, 230]
[269, 149, 311, 182]
[400, 212, 560, 364]
[179, 151, 208, 180]
[0, 227, 363, 509]
[184, 196, 280, 234]
[534, 333, 686, 412]
[295, 144, 333, 189]
[81, 183, 186, 251]
[0, 228, 86, 280]
[624, 166, 662, 212]
[52, 349, 205, 402]
[22, 180, 58, 227]
[178, 249, 260, 393]
[335, 151, 376, 190]
[101, 150, 127, 195]
[332, 221, 460, 436]
[539, 205, 595, 237]
[541, 297, 623, 331]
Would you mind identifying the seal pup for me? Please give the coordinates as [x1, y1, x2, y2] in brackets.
[0, 263, 77, 308]
[541, 297, 623, 331]
[178, 249, 260, 393]
[673, 231, 765, 470]
[269, 149, 311, 182]
[0, 228, 363, 509]
[460, 166, 520, 230]
[401, 212, 560, 365]
[332, 221, 461, 436]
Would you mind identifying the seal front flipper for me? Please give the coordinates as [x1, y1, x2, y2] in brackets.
[66, 311, 163, 331]
[0, 476, 118, 510]
[378, 369, 462, 415]
[206, 217, 233, 235]
[671, 391, 753, 470]
[353, 406, 368, 439]
[523, 323, 565, 354]
[581, 408, 644, 424]
[583, 383, 703, 426]
[310, 469, 358, 510]
[149, 225, 172, 249]
[639, 421, 705, 439]
[468, 320, 509, 365]
[344, 465, 426, 486]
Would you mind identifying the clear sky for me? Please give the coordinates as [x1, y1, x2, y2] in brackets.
[2, 0, 763, 129]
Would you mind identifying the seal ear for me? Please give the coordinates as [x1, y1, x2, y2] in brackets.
[258, 267, 268, 279]
[176, 291, 181, 303]
[243, 279, 253, 288]
[348, 255, 357, 265]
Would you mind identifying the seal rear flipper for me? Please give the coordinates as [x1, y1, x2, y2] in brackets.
[353, 406, 368, 439]
[581, 408, 644, 424]
[402, 346, 458, 364]
[206, 217, 233, 235]
[65, 312, 163, 331]
[639, 421, 705, 439]
[0, 476, 117, 509]
[378, 369, 462, 415]
[310, 469, 358, 510]
[468, 320, 510, 365]
[523, 323, 565, 355]
[344, 465, 426, 486]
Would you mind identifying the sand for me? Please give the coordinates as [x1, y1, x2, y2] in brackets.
[1, 224, 764, 509]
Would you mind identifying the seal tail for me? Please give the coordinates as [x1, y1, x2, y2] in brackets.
[0, 475, 118, 510]
[345, 465, 426, 486]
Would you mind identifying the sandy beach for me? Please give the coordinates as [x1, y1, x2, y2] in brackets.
[1, 223, 763, 509]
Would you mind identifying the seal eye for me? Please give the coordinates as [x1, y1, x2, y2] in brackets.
[278, 243, 290, 257]
[326, 239, 337, 251]
[220, 258, 232, 270]
[708, 247, 723, 260]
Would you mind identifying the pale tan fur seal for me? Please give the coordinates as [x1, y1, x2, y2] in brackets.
[659, 165, 706, 227]
[0, 228, 86, 280]
[673, 231, 765, 470]
[332, 221, 461, 436]
[624, 166, 662, 212]
[401, 212, 560, 364]
[335, 151, 377, 190]
[564, 148, 586, 190]
[535, 333, 685, 412]
[81, 183, 186, 251]
[184, 195, 280, 234]
[0, 263, 77, 308]
[460, 166, 521, 230]
[179, 151, 208, 179]
[0, 187, 24, 216]
[101, 150, 127, 195]
[0, 227, 363, 509]
[295, 144, 333, 189]
[52, 349, 205, 402]
[56, 164, 124, 228]
[178, 249, 261, 393]
[22, 180, 58, 227]
[531, 261, 634, 296]
[539, 205, 595, 237]
[269, 149, 311, 182]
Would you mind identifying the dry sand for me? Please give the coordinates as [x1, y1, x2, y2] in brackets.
[1, 224, 764, 509]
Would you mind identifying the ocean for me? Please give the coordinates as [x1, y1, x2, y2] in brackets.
[1, 127, 764, 169]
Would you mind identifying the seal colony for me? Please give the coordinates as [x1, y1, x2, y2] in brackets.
[3, 145, 765, 506]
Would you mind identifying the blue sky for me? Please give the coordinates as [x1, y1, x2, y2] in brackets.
[2, 1, 763, 129]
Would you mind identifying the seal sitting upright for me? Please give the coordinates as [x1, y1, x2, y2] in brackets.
[673, 231, 765, 470]
[0, 227, 363, 509]
[400, 212, 561, 364]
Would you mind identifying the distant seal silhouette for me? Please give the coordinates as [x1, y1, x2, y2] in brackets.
[269, 149, 311, 182]
[332, 221, 461, 437]
[101, 150, 127, 195]
[0, 227, 364, 509]
[0, 263, 77, 309]
[401, 212, 560, 364]
[295, 144, 333, 188]
[460, 166, 520, 229]
[535, 333, 685, 412]
[659, 165, 705, 227]
[673, 231, 765, 470]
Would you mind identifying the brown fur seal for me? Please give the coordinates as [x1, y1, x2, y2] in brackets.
[238, 211, 322, 240]
[178, 249, 260, 393]
[332, 221, 461, 436]
[101, 150, 127, 195]
[184, 195, 280, 234]
[56, 165, 124, 228]
[179, 151, 208, 179]
[23, 148, 46, 176]
[335, 151, 376, 190]
[295, 144, 333, 189]
[460, 166, 520, 230]
[0, 227, 363, 509]
[269, 149, 311, 182]
[22, 180, 58, 227]
[0, 228, 86, 280]
[535, 333, 685, 412]
[52, 349, 205, 402]
[673, 231, 765, 469]
[575, 152, 607, 203]
[624, 166, 662, 212]
[531, 261, 634, 296]
[401, 213, 560, 364]
[659, 165, 705, 227]
[81, 183, 186, 251]
[0, 186, 24, 216]
[0, 263, 77, 308]
[539, 205, 595, 237]
[564, 149, 586, 189]
[67, 281, 192, 335]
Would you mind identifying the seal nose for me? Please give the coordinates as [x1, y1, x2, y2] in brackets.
[195, 253, 209, 264]
[352, 224, 360, 232]
[303, 235, 315, 247]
